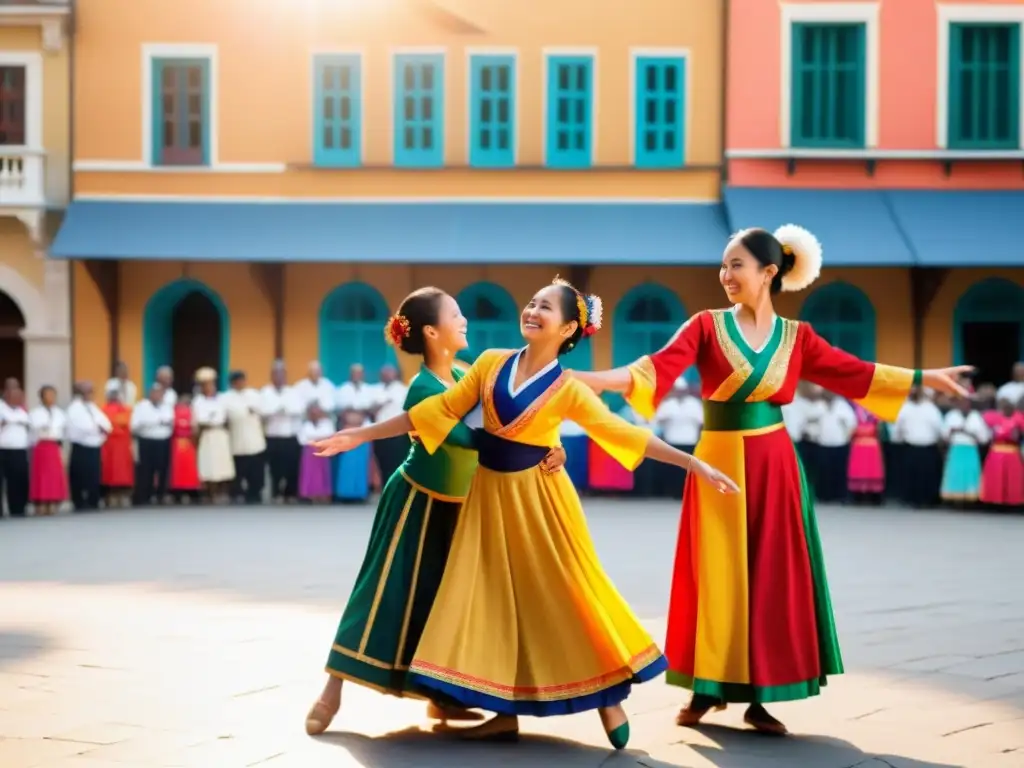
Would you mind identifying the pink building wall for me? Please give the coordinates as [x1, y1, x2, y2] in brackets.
[727, 0, 1024, 189]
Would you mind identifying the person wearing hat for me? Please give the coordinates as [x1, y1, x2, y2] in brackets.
[223, 369, 266, 505]
[192, 367, 235, 502]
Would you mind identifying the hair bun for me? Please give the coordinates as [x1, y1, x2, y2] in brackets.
[773, 224, 822, 292]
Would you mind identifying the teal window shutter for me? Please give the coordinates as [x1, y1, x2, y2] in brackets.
[469, 55, 516, 168]
[948, 23, 1020, 149]
[455, 282, 521, 364]
[634, 56, 686, 168]
[313, 54, 362, 167]
[393, 53, 444, 168]
[790, 23, 866, 148]
[152, 58, 210, 166]
[545, 56, 593, 169]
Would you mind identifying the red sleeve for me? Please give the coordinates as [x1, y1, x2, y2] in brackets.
[625, 312, 704, 420]
[800, 323, 918, 423]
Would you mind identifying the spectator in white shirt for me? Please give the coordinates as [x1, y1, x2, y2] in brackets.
[28, 385, 68, 516]
[192, 367, 235, 502]
[104, 361, 138, 407]
[654, 379, 703, 498]
[798, 384, 827, 496]
[0, 384, 31, 517]
[371, 365, 411, 482]
[131, 383, 174, 506]
[66, 381, 112, 512]
[294, 361, 336, 415]
[224, 370, 267, 505]
[155, 366, 178, 408]
[939, 396, 990, 506]
[815, 392, 857, 503]
[894, 387, 945, 508]
[260, 361, 304, 503]
[336, 364, 376, 427]
[994, 362, 1024, 411]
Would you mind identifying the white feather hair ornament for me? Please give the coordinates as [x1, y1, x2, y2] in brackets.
[773, 224, 823, 293]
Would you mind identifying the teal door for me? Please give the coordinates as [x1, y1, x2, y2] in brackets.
[953, 278, 1024, 386]
[799, 281, 877, 360]
[319, 282, 396, 384]
[456, 282, 522, 364]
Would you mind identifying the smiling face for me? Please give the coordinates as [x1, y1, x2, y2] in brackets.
[425, 293, 469, 353]
[719, 237, 776, 306]
[521, 284, 577, 347]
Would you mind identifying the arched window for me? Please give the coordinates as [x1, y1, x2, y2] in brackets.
[319, 282, 395, 384]
[143, 279, 230, 391]
[799, 282, 876, 361]
[952, 278, 1024, 386]
[610, 284, 691, 409]
[456, 282, 521, 363]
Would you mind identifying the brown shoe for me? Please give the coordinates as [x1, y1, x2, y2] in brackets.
[676, 699, 726, 726]
[744, 704, 788, 735]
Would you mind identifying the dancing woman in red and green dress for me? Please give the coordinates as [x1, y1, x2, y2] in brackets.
[575, 225, 971, 735]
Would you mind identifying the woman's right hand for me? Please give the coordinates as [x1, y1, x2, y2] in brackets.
[690, 458, 740, 495]
[313, 428, 364, 457]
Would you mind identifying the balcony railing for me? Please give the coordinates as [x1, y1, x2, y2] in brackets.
[0, 148, 45, 207]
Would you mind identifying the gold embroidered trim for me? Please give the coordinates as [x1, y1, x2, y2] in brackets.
[330, 643, 407, 671]
[398, 470, 466, 503]
[324, 664, 429, 701]
[358, 485, 417, 654]
[709, 309, 751, 401]
[746, 318, 799, 402]
[394, 496, 433, 668]
[481, 351, 515, 432]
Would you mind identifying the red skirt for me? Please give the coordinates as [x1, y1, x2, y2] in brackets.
[170, 436, 200, 491]
[101, 435, 135, 488]
[30, 441, 68, 503]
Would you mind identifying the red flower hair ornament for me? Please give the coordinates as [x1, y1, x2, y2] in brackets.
[384, 314, 411, 348]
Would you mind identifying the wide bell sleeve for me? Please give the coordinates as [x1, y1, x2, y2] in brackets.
[626, 312, 705, 420]
[408, 352, 497, 454]
[403, 375, 477, 451]
[566, 378, 651, 471]
[799, 323, 921, 423]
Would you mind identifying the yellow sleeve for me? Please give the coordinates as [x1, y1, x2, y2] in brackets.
[565, 378, 651, 471]
[408, 351, 495, 454]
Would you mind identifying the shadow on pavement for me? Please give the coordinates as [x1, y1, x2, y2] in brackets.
[0, 629, 51, 671]
[315, 726, 677, 767]
[684, 723, 965, 768]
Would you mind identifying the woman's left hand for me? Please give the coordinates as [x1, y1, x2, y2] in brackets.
[922, 366, 975, 397]
[540, 445, 567, 474]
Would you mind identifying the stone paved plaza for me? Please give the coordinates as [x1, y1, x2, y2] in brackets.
[0, 501, 1022, 768]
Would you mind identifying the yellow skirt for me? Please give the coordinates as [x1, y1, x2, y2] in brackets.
[406, 463, 667, 716]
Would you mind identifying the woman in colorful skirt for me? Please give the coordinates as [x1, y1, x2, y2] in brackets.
[980, 398, 1024, 507]
[847, 404, 885, 503]
[305, 287, 567, 735]
[100, 386, 135, 508]
[313, 279, 738, 747]
[28, 385, 68, 516]
[298, 404, 334, 504]
[574, 226, 971, 735]
[333, 407, 375, 503]
[940, 396, 989, 506]
[169, 393, 200, 503]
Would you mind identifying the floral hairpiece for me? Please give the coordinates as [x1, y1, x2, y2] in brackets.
[552, 276, 603, 339]
[773, 224, 823, 293]
[384, 314, 411, 347]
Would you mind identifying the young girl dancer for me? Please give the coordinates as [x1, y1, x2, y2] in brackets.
[312, 279, 738, 748]
[305, 287, 567, 735]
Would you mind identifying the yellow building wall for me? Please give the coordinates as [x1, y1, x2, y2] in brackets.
[0, 24, 70, 207]
[73, 0, 722, 200]
[0, 219, 44, 291]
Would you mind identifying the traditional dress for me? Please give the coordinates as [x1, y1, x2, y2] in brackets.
[847, 405, 884, 496]
[326, 366, 477, 696]
[980, 411, 1024, 506]
[406, 349, 667, 715]
[101, 401, 135, 491]
[298, 418, 335, 500]
[28, 405, 68, 504]
[624, 308, 917, 703]
[940, 409, 988, 502]
[192, 393, 235, 483]
[169, 404, 200, 492]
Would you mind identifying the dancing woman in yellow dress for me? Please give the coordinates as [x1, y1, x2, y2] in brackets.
[313, 278, 739, 748]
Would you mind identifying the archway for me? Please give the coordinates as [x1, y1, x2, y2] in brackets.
[0, 291, 25, 388]
[610, 283, 691, 410]
[799, 281, 877, 361]
[319, 282, 395, 384]
[456, 282, 521, 364]
[952, 278, 1024, 387]
[143, 280, 230, 393]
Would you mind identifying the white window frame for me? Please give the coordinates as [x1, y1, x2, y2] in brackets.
[0, 51, 43, 150]
[541, 47, 599, 166]
[628, 47, 691, 166]
[464, 47, 521, 166]
[779, 2, 880, 149]
[936, 4, 1024, 149]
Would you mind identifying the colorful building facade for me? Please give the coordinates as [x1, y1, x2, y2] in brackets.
[0, 0, 71, 399]
[724, 0, 1024, 385]
[52, 0, 731, 389]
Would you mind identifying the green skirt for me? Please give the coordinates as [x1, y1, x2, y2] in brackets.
[325, 471, 460, 698]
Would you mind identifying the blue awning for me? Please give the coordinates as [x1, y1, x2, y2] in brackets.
[49, 200, 731, 265]
[885, 190, 1024, 267]
[724, 187, 915, 266]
